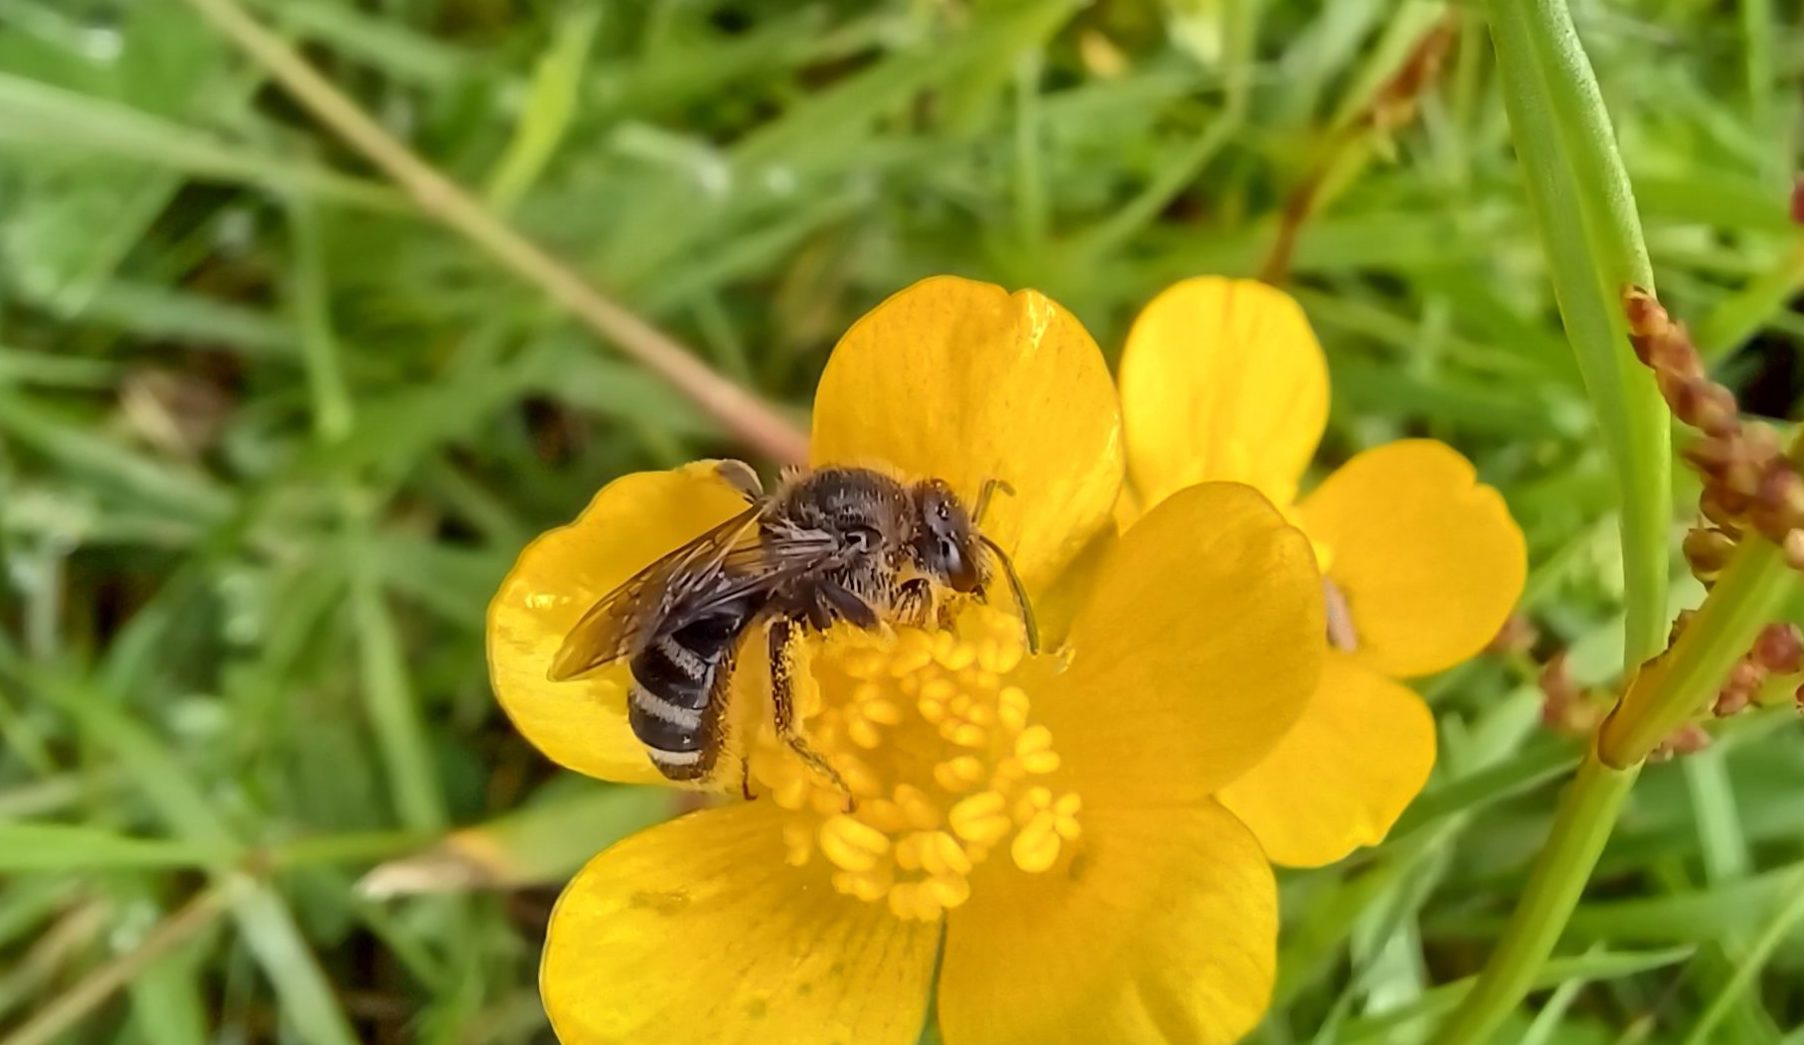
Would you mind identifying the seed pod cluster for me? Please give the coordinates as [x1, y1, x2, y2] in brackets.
[1713, 622, 1804, 716]
[1539, 653, 1605, 735]
[1650, 722, 1712, 761]
[1623, 286, 1804, 580]
[1618, 288, 1804, 757]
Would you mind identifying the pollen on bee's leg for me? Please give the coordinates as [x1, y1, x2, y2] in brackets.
[747, 605, 1083, 921]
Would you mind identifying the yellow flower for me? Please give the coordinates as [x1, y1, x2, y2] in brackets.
[1116, 276, 1528, 868]
[488, 277, 1327, 1044]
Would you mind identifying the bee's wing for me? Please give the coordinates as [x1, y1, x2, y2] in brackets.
[548, 505, 767, 681]
[667, 527, 845, 625]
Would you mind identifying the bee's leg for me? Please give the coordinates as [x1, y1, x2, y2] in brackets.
[767, 617, 855, 808]
[817, 581, 879, 630]
[892, 578, 935, 628]
[739, 758, 756, 801]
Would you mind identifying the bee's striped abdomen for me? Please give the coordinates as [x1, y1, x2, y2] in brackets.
[627, 598, 756, 781]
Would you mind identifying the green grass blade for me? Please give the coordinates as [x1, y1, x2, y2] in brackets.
[483, 8, 599, 212]
[226, 880, 361, 1045]
[0, 72, 402, 211]
[1349, 946, 1693, 1043]
[0, 823, 231, 871]
[350, 562, 449, 833]
[1681, 874, 1804, 1045]
[1483, 0, 1666, 669]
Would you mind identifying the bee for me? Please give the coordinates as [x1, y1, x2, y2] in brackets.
[548, 462, 1036, 790]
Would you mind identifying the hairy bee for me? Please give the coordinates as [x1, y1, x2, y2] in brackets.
[548, 463, 1036, 789]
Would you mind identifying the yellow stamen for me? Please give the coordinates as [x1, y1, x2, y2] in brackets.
[818, 814, 890, 873]
[1011, 813, 1062, 873]
[746, 605, 1084, 922]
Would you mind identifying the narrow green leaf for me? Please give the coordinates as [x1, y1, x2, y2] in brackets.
[0, 72, 401, 211]
[484, 8, 600, 212]
[358, 782, 673, 896]
[1485, 0, 1667, 668]
[1350, 946, 1693, 1043]
[226, 880, 361, 1045]
[349, 561, 448, 833]
[1682, 873, 1804, 1045]
[0, 823, 230, 871]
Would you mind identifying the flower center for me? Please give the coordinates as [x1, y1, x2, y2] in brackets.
[746, 605, 1082, 922]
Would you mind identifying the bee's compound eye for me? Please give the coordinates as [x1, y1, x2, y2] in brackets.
[847, 527, 877, 552]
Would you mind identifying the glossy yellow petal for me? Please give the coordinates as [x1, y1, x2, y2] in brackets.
[1026, 524, 1116, 653]
[939, 800, 1274, 1045]
[810, 275, 1124, 592]
[544, 802, 939, 1045]
[1299, 440, 1526, 678]
[486, 464, 750, 784]
[1038, 482, 1323, 810]
[1217, 655, 1436, 867]
[1109, 483, 1143, 534]
[1119, 277, 1329, 510]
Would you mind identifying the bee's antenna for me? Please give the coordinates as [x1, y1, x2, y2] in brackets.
[977, 533, 1039, 654]
[974, 477, 1015, 526]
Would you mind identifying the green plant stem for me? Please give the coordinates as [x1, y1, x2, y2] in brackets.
[180, 0, 809, 465]
[1438, 530, 1799, 1043]
[1434, 753, 1638, 1044]
[1600, 536, 1798, 765]
[1483, 0, 1667, 668]
[1437, 1, 1671, 1037]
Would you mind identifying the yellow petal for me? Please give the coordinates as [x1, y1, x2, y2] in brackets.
[1038, 482, 1323, 810]
[1119, 277, 1329, 511]
[1024, 524, 1116, 653]
[486, 464, 750, 784]
[1217, 655, 1436, 867]
[810, 275, 1124, 592]
[939, 801, 1274, 1045]
[1299, 440, 1526, 678]
[544, 802, 938, 1044]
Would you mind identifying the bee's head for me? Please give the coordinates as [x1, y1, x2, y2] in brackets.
[913, 479, 982, 593]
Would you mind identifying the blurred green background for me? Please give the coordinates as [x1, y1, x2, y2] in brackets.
[3, 0, 1803, 1042]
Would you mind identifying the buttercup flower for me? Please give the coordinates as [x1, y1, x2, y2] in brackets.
[489, 277, 1326, 1043]
[1116, 276, 1527, 867]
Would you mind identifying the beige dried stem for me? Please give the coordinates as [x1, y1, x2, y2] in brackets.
[181, 0, 810, 466]
[1259, 14, 1456, 285]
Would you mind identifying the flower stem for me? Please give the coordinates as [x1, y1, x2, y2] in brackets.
[180, 0, 810, 466]
[1481, 0, 1667, 668]
[1433, 752, 1637, 1045]
[1436, 0, 1671, 1037]
[1439, 504, 1801, 1044]
[1599, 536, 1797, 766]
